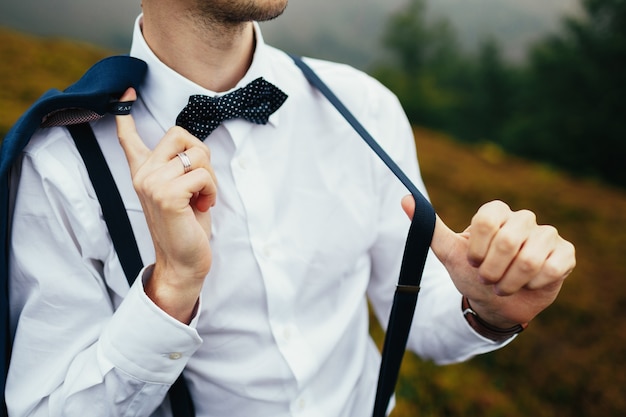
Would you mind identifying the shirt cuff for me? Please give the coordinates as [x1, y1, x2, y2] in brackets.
[99, 266, 203, 383]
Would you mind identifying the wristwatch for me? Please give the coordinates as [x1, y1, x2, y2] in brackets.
[462, 296, 528, 342]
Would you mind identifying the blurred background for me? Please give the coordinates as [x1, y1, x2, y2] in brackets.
[1, 0, 625, 415]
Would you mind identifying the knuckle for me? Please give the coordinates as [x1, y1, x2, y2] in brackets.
[133, 174, 172, 205]
[151, 187, 176, 210]
[132, 175, 147, 193]
[471, 215, 499, 235]
[143, 173, 161, 192]
[543, 259, 567, 280]
[187, 168, 217, 195]
[494, 283, 516, 296]
[516, 254, 542, 275]
[539, 224, 559, 238]
[189, 145, 212, 165]
[204, 170, 219, 191]
[516, 209, 537, 224]
[494, 232, 519, 254]
[523, 279, 543, 291]
[483, 199, 509, 211]
[466, 252, 483, 267]
[196, 168, 214, 183]
[565, 241, 577, 267]
[164, 126, 191, 147]
[477, 267, 500, 284]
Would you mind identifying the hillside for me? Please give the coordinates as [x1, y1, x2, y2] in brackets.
[2, 28, 625, 417]
[0, 27, 110, 138]
[401, 129, 626, 416]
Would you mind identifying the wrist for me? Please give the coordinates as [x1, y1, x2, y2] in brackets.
[462, 296, 528, 342]
[145, 264, 204, 324]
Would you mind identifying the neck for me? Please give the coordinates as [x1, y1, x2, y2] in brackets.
[141, 4, 255, 92]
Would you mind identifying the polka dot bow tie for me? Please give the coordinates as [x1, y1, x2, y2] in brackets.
[176, 77, 288, 140]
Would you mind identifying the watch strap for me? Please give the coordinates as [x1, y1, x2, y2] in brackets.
[462, 296, 528, 342]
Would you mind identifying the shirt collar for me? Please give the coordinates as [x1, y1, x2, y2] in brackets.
[129, 15, 283, 134]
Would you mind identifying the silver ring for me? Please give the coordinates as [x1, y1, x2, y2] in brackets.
[176, 152, 192, 174]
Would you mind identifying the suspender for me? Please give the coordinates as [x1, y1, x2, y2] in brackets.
[68, 124, 196, 417]
[68, 123, 143, 280]
[291, 55, 436, 417]
[66, 56, 436, 417]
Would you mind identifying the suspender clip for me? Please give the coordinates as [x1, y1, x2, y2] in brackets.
[396, 284, 421, 294]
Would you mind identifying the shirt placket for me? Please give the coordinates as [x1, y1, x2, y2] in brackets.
[227, 123, 317, 390]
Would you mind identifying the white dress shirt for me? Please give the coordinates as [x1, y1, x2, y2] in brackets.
[7, 16, 504, 417]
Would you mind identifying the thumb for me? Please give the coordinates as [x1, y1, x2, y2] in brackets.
[400, 194, 416, 219]
[401, 194, 461, 266]
[430, 214, 463, 266]
[115, 88, 149, 173]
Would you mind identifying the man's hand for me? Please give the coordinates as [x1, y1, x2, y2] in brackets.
[402, 196, 576, 328]
[115, 88, 217, 324]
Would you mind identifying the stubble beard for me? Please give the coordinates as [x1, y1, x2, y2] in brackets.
[193, 0, 288, 26]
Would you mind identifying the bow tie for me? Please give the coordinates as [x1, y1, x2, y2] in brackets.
[175, 77, 288, 140]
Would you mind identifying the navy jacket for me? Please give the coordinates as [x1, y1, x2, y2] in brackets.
[0, 55, 147, 417]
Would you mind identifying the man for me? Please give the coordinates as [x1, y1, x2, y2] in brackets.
[6, 0, 575, 416]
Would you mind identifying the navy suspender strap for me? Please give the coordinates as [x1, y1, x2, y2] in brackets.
[67, 123, 195, 417]
[290, 55, 437, 417]
[67, 123, 143, 281]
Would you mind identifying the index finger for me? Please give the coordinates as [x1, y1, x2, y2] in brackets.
[115, 88, 150, 172]
[467, 200, 511, 267]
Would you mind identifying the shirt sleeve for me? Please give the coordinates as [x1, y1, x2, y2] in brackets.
[6, 127, 202, 417]
[362, 80, 511, 365]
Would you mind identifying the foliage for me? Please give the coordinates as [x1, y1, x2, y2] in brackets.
[374, 0, 626, 189]
[0, 27, 109, 139]
[505, 0, 626, 188]
[373, 0, 467, 130]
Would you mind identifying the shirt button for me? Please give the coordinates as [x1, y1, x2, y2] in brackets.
[262, 245, 273, 258]
[237, 156, 250, 170]
[296, 397, 306, 411]
[168, 352, 183, 360]
[283, 326, 293, 341]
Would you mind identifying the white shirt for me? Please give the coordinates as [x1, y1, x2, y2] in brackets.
[7, 16, 503, 417]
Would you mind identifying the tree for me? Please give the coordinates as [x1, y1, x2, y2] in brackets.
[472, 38, 515, 142]
[448, 37, 518, 144]
[375, 0, 626, 189]
[373, 0, 464, 129]
[504, 0, 626, 187]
